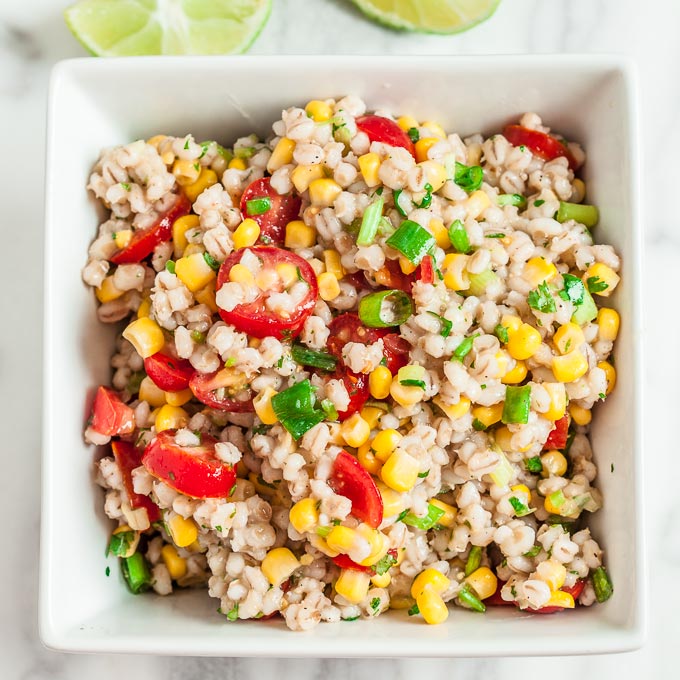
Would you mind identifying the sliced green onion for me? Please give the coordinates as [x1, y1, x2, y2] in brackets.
[525, 456, 543, 474]
[502, 385, 532, 424]
[472, 418, 487, 431]
[385, 220, 435, 265]
[494, 323, 509, 344]
[414, 183, 433, 209]
[508, 496, 532, 517]
[484, 233, 506, 239]
[490, 451, 514, 487]
[427, 311, 452, 338]
[271, 379, 325, 440]
[451, 333, 479, 362]
[291, 343, 337, 371]
[407, 603, 420, 616]
[377, 216, 395, 237]
[401, 503, 445, 531]
[592, 566, 613, 603]
[107, 530, 137, 558]
[316, 525, 331, 537]
[234, 145, 255, 159]
[571, 287, 598, 325]
[203, 252, 220, 272]
[454, 162, 484, 193]
[559, 273, 585, 305]
[524, 545, 541, 558]
[165, 260, 176, 274]
[321, 399, 338, 421]
[407, 127, 420, 143]
[226, 603, 239, 621]
[121, 552, 152, 594]
[356, 195, 384, 246]
[358, 289, 413, 328]
[556, 201, 599, 227]
[497, 193, 527, 208]
[374, 552, 397, 575]
[393, 189, 411, 218]
[246, 197, 271, 215]
[548, 489, 566, 509]
[398, 365, 426, 389]
[448, 219, 471, 254]
[458, 583, 486, 612]
[465, 546, 482, 577]
[467, 269, 498, 297]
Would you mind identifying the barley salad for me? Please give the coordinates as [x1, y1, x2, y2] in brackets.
[83, 97, 617, 630]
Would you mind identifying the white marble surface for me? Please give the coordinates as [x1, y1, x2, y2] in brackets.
[0, 0, 676, 676]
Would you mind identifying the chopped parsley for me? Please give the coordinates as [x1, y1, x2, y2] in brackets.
[494, 323, 509, 344]
[472, 418, 487, 431]
[534, 199, 545, 207]
[525, 456, 543, 474]
[485, 233, 506, 239]
[120, 182, 131, 191]
[611, 463, 615, 473]
[203, 252, 220, 271]
[559, 273, 585, 305]
[417, 470, 430, 478]
[508, 496, 531, 517]
[226, 603, 239, 622]
[598, 392, 606, 400]
[523, 545, 541, 558]
[427, 311, 452, 337]
[407, 127, 420, 143]
[165, 260, 175, 274]
[193, 161, 200, 172]
[407, 604, 420, 616]
[183, 139, 190, 150]
[190, 330, 205, 343]
[370, 597, 381, 613]
[373, 552, 397, 575]
[587, 276, 609, 294]
[528, 281, 556, 313]
[105, 566, 110, 577]
[396, 509, 409, 523]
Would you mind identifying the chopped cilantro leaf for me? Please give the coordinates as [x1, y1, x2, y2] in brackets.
[587, 276, 609, 294]
[528, 281, 556, 313]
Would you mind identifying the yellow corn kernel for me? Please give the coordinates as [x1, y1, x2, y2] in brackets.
[376, 481, 406, 518]
[597, 308, 620, 342]
[340, 413, 371, 448]
[442, 253, 470, 291]
[146, 134, 167, 149]
[357, 525, 389, 566]
[267, 137, 296, 173]
[317, 271, 341, 301]
[523, 256, 558, 288]
[569, 403, 592, 426]
[182, 243, 204, 257]
[416, 588, 449, 625]
[95, 276, 124, 303]
[366, 366, 391, 401]
[184, 168, 218, 203]
[411, 568, 451, 599]
[172, 214, 200, 258]
[113, 229, 133, 249]
[228, 157, 247, 170]
[155, 404, 189, 432]
[545, 589, 575, 609]
[335, 569, 371, 604]
[261, 547, 301, 586]
[175, 252, 216, 293]
[397, 115, 419, 132]
[381, 449, 420, 492]
[357, 442, 382, 475]
[433, 395, 471, 421]
[289, 498, 319, 534]
[544, 493, 566, 515]
[291, 164, 325, 193]
[493, 350, 510, 378]
[493, 425, 513, 451]
[583, 262, 620, 297]
[553, 322, 586, 355]
[165, 388, 193, 407]
[552, 350, 588, 383]
[598, 361, 616, 394]
[161, 544, 188, 580]
[419, 160, 448, 192]
[194, 281, 219, 314]
[390, 379, 425, 408]
[502, 360, 527, 385]
[285, 220, 316, 249]
[471, 403, 504, 429]
[123, 317, 165, 359]
[358, 152, 381, 188]
[429, 498, 457, 527]
[233, 218, 261, 249]
[371, 572, 392, 588]
[253, 386, 279, 425]
[428, 219, 450, 249]
[372, 429, 403, 463]
[136, 296, 151, 319]
[323, 250, 344, 279]
[305, 100, 333, 122]
[542, 382, 567, 421]
[511, 483, 531, 502]
[540, 450, 568, 478]
[309, 178, 342, 207]
[465, 190, 491, 219]
[228, 263, 254, 286]
[299, 554, 314, 567]
[172, 158, 201, 186]
[168, 514, 198, 548]
[398, 256, 418, 275]
[501, 314, 523, 336]
[415, 137, 439, 163]
[536, 559, 567, 592]
[139, 376, 166, 407]
[507, 323, 542, 360]
[391, 595, 415, 611]
[309, 534, 339, 557]
[465, 566, 498, 600]
[326, 526, 360, 554]
[421, 121, 447, 139]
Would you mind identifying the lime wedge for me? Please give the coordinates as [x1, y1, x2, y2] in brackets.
[350, 0, 500, 34]
[64, 0, 272, 56]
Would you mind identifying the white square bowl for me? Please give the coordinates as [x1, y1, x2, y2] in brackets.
[41, 55, 644, 657]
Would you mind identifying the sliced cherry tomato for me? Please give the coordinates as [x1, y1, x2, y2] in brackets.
[544, 415, 569, 450]
[142, 429, 236, 499]
[189, 368, 254, 412]
[216, 246, 318, 340]
[144, 352, 195, 392]
[416, 254, 435, 285]
[373, 259, 414, 291]
[356, 115, 415, 158]
[382, 333, 410, 374]
[328, 450, 383, 529]
[90, 386, 135, 436]
[110, 194, 191, 264]
[485, 580, 515, 607]
[503, 125, 579, 171]
[111, 440, 161, 523]
[334, 369, 370, 422]
[529, 579, 586, 614]
[240, 177, 302, 245]
[332, 554, 373, 573]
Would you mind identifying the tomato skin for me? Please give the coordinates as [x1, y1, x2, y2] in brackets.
[356, 115, 415, 158]
[189, 369, 254, 412]
[485, 581, 515, 607]
[240, 177, 302, 245]
[328, 450, 383, 529]
[529, 579, 586, 614]
[216, 246, 318, 340]
[111, 440, 161, 523]
[416, 255, 435, 285]
[144, 352, 195, 392]
[544, 415, 569, 450]
[334, 369, 370, 422]
[142, 429, 236, 499]
[332, 554, 373, 573]
[110, 194, 191, 264]
[382, 333, 410, 373]
[503, 125, 579, 171]
[90, 386, 135, 436]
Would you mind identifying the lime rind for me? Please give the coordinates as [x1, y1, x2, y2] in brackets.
[349, 0, 501, 34]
